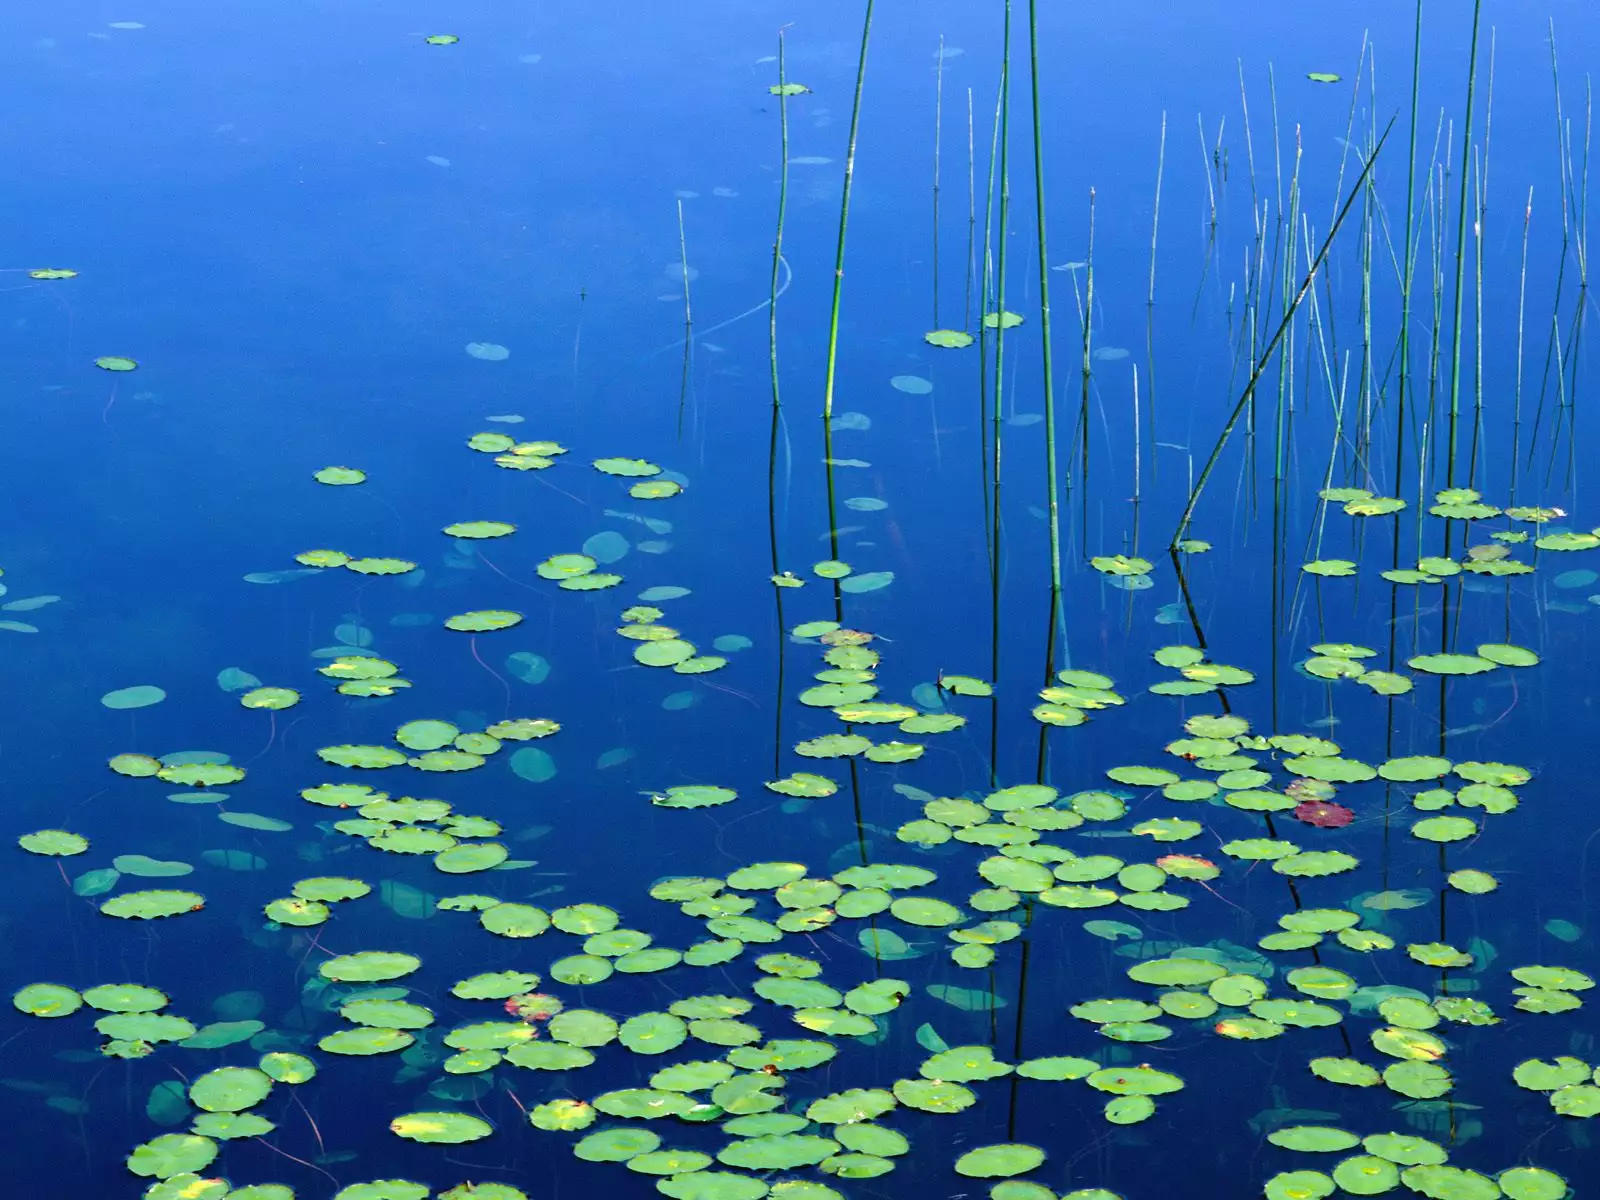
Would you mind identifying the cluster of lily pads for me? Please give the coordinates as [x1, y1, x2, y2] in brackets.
[462, 432, 684, 501]
[1305, 485, 1599, 586]
[10, 407, 1591, 1200]
[1513, 1038, 1600, 1119]
[620, 603, 729, 678]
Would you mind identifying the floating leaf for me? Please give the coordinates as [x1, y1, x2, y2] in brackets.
[19, 829, 88, 856]
[102, 890, 204, 919]
[315, 466, 366, 485]
[1408, 653, 1496, 676]
[953, 1144, 1045, 1179]
[12, 983, 83, 1017]
[389, 1111, 493, 1143]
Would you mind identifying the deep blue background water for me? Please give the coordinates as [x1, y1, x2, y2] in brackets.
[4, 1, 1600, 1197]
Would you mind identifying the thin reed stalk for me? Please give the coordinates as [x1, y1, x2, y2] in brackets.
[1026, 0, 1063, 794]
[820, 0, 876, 595]
[675, 200, 693, 440]
[1026, 0, 1062, 634]
[821, 0, 876, 431]
[986, 0, 1014, 788]
[1443, 0, 1484, 489]
[1509, 187, 1532, 504]
[817, 1, 877, 862]
[766, 32, 792, 776]
[933, 36, 944, 328]
[1173, 120, 1395, 544]
[965, 89, 976, 331]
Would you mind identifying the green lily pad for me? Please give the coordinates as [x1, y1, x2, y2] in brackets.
[18, 829, 88, 856]
[258, 1053, 316, 1084]
[316, 466, 367, 485]
[1309, 1057, 1381, 1087]
[318, 1028, 415, 1056]
[1496, 1169, 1567, 1200]
[892, 1078, 976, 1112]
[1398, 1166, 1501, 1200]
[1269, 1127, 1361, 1153]
[12, 983, 83, 1017]
[189, 1067, 273, 1113]
[1331, 1156, 1401, 1195]
[1408, 653, 1497, 675]
[1264, 1172, 1334, 1200]
[719, 1134, 840, 1170]
[126, 1134, 218, 1179]
[101, 890, 205, 919]
[953, 1144, 1046, 1178]
[1510, 965, 1593, 991]
[389, 1111, 494, 1143]
[1362, 1133, 1448, 1166]
[319, 951, 422, 982]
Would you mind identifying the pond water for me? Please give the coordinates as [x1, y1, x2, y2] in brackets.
[4, 2, 1600, 1199]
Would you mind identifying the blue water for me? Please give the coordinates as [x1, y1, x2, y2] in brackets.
[5, 2, 1600, 1197]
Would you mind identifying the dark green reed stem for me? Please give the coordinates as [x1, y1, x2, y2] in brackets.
[933, 35, 944, 329]
[767, 32, 792, 778]
[1173, 120, 1394, 545]
[1005, 903, 1035, 1138]
[821, 0, 875, 622]
[1026, 0, 1062, 658]
[1145, 112, 1165, 479]
[821, 0, 874, 429]
[1027, 0, 1061, 784]
[1395, 0, 1420, 560]
[987, 0, 1013, 789]
[1436, 0, 1485, 735]
[815, 3, 875, 866]
[1443, 0, 1484, 490]
[1378, 28, 1412, 785]
[676, 200, 693, 441]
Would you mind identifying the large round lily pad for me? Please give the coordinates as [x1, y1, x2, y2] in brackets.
[954, 1144, 1046, 1178]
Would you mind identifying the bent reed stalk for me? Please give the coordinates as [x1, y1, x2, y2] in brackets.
[1173, 119, 1396, 545]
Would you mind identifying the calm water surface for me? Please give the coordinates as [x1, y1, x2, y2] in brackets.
[4, 2, 1600, 1198]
